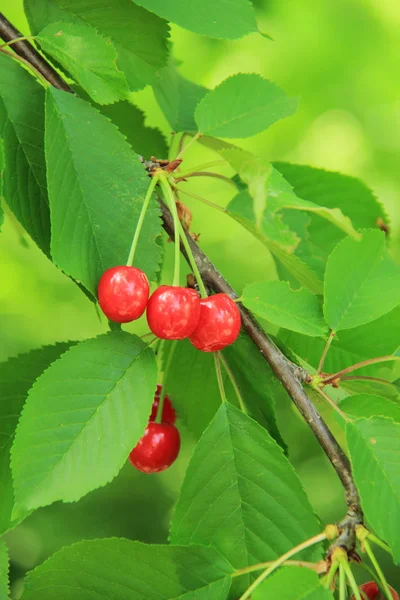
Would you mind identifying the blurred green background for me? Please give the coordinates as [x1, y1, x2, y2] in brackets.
[1, 0, 400, 596]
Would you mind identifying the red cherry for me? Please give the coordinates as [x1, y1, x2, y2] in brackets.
[150, 393, 176, 425]
[98, 266, 149, 323]
[129, 422, 180, 473]
[189, 293, 241, 352]
[146, 286, 200, 340]
[351, 582, 399, 600]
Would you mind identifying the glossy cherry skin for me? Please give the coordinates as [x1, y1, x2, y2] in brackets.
[146, 286, 200, 340]
[98, 266, 149, 323]
[128, 422, 180, 473]
[149, 389, 176, 425]
[351, 582, 399, 599]
[189, 293, 241, 352]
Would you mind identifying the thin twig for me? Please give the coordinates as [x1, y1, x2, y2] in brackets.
[322, 355, 398, 384]
[175, 171, 237, 188]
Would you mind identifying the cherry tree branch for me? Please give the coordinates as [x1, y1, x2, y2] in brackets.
[0, 18, 362, 524]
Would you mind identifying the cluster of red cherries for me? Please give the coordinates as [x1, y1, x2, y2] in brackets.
[351, 581, 398, 599]
[128, 384, 180, 473]
[97, 265, 241, 351]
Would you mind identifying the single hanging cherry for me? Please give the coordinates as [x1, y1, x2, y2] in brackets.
[98, 266, 149, 323]
[128, 421, 180, 473]
[189, 293, 241, 352]
[351, 582, 399, 600]
[146, 285, 200, 340]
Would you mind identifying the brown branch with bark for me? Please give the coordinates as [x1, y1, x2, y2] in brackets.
[0, 14, 362, 537]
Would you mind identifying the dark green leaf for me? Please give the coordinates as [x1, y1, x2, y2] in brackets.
[11, 332, 157, 517]
[324, 230, 400, 331]
[253, 566, 334, 600]
[170, 404, 321, 597]
[0, 54, 49, 254]
[195, 74, 297, 138]
[339, 394, 400, 423]
[24, 0, 169, 92]
[0, 343, 71, 534]
[153, 65, 208, 132]
[37, 22, 129, 104]
[133, 0, 258, 39]
[222, 333, 286, 449]
[45, 88, 162, 295]
[22, 539, 234, 599]
[99, 101, 168, 158]
[164, 340, 235, 439]
[0, 540, 9, 600]
[274, 162, 389, 259]
[242, 281, 327, 336]
[347, 417, 400, 562]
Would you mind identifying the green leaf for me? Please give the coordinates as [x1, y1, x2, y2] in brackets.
[0, 54, 50, 255]
[11, 332, 157, 517]
[347, 417, 400, 562]
[274, 162, 389, 258]
[133, 0, 258, 39]
[0, 343, 71, 534]
[195, 74, 297, 138]
[153, 65, 208, 132]
[222, 333, 287, 449]
[170, 404, 321, 597]
[253, 566, 334, 600]
[164, 340, 234, 439]
[24, 0, 169, 92]
[37, 22, 129, 105]
[0, 540, 9, 600]
[45, 88, 162, 295]
[324, 230, 400, 331]
[99, 101, 167, 158]
[339, 394, 400, 423]
[0, 138, 4, 229]
[22, 539, 234, 599]
[242, 281, 327, 336]
[280, 306, 400, 378]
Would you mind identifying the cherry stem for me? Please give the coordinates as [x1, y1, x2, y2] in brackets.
[177, 160, 228, 179]
[154, 339, 166, 424]
[313, 386, 351, 422]
[233, 559, 325, 578]
[0, 46, 49, 87]
[238, 532, 327, 600]
[317, 330, 335, 374]
[214, 352, 228, 404]
[339, 557, 362, 600]
[159, 174, 181, 287]
[171, 183, 227, 214]
[339, 563, 346, 600]
[321, 355, 399, 384]
[0, 35, 36, 48]
[357, 561, 390, 598]
[127, 174, 159, 267]
[219, 352, 247, 414]
[367, 533, 392, 555]
[323, 561, 340, 589]
[363, 538, 393, 600]
[175, 132, 201, 160]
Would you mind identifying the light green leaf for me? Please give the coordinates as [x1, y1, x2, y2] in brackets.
[11, 332, 157, 517]
[339, 394, 400, 423]
[195, 74, 297, 138]
[0, 540, 9, 600]
[242, 280, 327, 336]
[153, 64, 208, 132]
[170, 404, 321, 597]
[38, 22, 129, 104]
[21, 539, 234, 600]
[0, 343, 71, 534]
[98, 100, 167, 158]
[275, 162, 389, 258]
[164, 340, 235, 439]
[45, 88, 162, 295]
[347, 417, 400, 562]
[24, 0, 169, 92]
[0, 138, 4, 229]
[0, 54, 49, 254]
[253, 566, 334, 600]
[133, 0, 258, 39]
[222, 333, 286, 449]
[324, 230, 400, 332]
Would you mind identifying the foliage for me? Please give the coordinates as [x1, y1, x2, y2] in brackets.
[0, 1, 399, 599]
